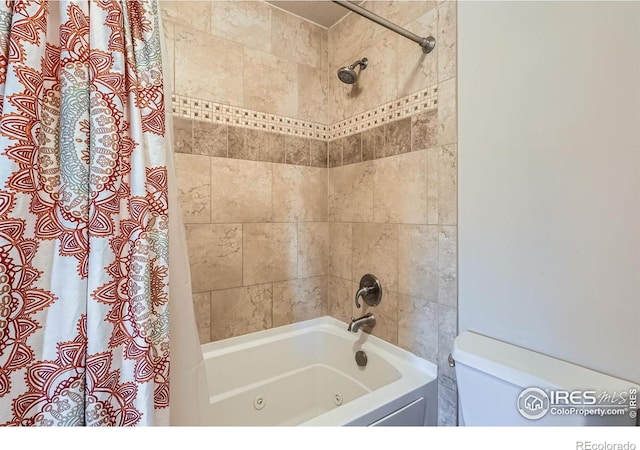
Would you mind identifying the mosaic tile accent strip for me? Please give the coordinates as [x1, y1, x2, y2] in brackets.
[172, 95, 329, 140]
[171, 85, 437, 142]
[329, 85, 437, 139]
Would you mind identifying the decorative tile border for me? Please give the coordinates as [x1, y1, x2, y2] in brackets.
[329, 85, 437, 139]
[171, 95, 329, 140]
[171, 84, 437, 142]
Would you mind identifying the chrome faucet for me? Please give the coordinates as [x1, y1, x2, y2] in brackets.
[348, 313, 376, 333]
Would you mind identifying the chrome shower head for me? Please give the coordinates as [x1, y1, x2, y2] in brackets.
[337, 58, 368, 84]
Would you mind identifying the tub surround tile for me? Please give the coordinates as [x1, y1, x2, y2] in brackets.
[438, 304, 458, 391]
[160, 1, 210, 32]
[210, 284, 273, 341]
[342, 134, 362, 165]
[320, 27, 329, 74]
[352, 223, 398, 293]
[327, 74, 346, 131]
[186, 224, 242, 293]
[210, 158, 272, 223]
[328, 222, 352, 280]
[285, 136, 310, 166]
[361, 126, 384, 161]
[384, 118, 412, 157]
[162, 20, 175, 92]
[366, 1, 437, 28]
[398, 294, 438, 362]
[412, 109, 438, 151]
[197, 327, 211, 345]
[438, 145, 458, 225]
[297, 222, 329, 278]
[328, 9, 379, 78]
[273, 277, 326, 327]
[227, 126, 247, 160]
[210, 1, 272, 53]
[228, 128, 285, 163]
[266, 132, 286, 163]
[175, 25, 243, 106]
[374, 150, 428, 224]
[169, 0, 457, 423]
[397, 8, 438, 97]
[173, 79, 436, 142]
[327, 45, 367, 124]
[244, 48, 298, 119]
[437, 1, 457, 82]
[398, 224, 439, 300]
[172, 84, 436, 145]
[438, 226, 458, 308]
[321, 281, 329, 316]
[272, 8, 324, 70]
[173, 89, 436, 145]
[193, 122, 227, 157]
[438, 383, 458, 426]
[175, 153, 211, 224]
[328, 139, 342, 168]
[173, 117, 192, 154]
[298, 62, 328, 126]
[192, 292, 211, 329]
[427, 147, 440, 224]
[272, 165, 328, 222]
[327, 276, 354, 324]
[332, 32, 398, 124]
[438, 77, 457, 146]
[357, 30, 398, 114]
[355, 286, 399, 345]
[253, 129, 285, 163]
[310, 140, 328, 168]
[243, 223, 297, 285]
[329, 162, 374, 222]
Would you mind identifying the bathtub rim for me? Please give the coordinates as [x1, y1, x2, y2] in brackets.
[201, 316, 439, 426]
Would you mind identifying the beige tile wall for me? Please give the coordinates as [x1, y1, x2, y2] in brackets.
[164, 0, 458, 426]
[161, 0, 328, 124]
[326, 1, 458, 426]
[162, 0, 332, 351]
[328, 0, 456, 124]
[174, 118, 329, 344]
[326, 125, 458, 426]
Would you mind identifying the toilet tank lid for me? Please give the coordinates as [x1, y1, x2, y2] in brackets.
[452, 331, 639, 393]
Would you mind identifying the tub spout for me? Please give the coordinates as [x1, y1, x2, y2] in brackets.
[348, 313, 376, 333]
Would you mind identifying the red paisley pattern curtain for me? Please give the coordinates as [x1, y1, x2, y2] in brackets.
[0, 0, 169, 426]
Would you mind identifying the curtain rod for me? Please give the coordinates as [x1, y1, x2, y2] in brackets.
[332, 1, 436, 54]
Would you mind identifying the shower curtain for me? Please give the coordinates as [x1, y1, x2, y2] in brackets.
[0, 0, 205, 426]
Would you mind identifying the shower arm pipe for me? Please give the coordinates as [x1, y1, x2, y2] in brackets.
[332, 1, 436, 54]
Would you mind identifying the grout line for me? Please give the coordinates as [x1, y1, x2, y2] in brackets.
[184, 220, 458, 227]
[295, 221, 299, 280]
[200, 277, 431, 299]
[201, 274, 330, 294]
[241, 222, 245, 288]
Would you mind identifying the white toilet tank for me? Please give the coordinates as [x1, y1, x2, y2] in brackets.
[452, 331, 639, 426]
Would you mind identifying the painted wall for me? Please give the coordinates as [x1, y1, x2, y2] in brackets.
[458, 1, 640, 384]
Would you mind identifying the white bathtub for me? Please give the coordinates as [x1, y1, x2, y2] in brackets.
[200, 316, 438, 426]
